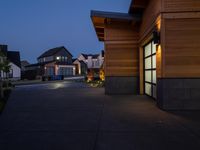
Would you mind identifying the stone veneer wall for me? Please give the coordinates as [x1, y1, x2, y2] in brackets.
[157, 78, 200, 110]
[105, 77, 138, 95]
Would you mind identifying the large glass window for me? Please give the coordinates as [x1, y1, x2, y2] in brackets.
[145, 44, 151, 57]
[144, 41, 157, 99]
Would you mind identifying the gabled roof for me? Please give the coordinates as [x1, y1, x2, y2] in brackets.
[73, 59, 87, 66]
[81, 53, 100, 59]
[7, 51, 21, 68]
[81, 53, 89, 59]
[72, 58, 77, 63]
[38, 46, 73, 59]
[92, 54, 99, 59]
[91, 10, 141, 41]
[79, 60, 86, 65]
[21, 60, 30, 67]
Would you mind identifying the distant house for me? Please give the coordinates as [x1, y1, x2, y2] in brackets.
[21, 60, 30, 79]
[0, 45, 21, 80]
[26, 46, 75, 79]
[21, 60, 30, 72]
[77, 51, 104, 70]
[73, 59, 87, 75]
[7, 51, 21, 80]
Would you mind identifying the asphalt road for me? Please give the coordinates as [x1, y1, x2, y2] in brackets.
[0, 81, 200, 150]
[14, 81, 89, 90]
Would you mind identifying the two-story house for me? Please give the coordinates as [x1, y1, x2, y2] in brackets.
[73, 59, 87, 75]
[91, 0, 200, 110]
[26, 46, 75, 78]
[77, 51, 104, 70]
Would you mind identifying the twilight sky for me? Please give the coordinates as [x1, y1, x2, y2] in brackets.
[0, 0, 131, 63]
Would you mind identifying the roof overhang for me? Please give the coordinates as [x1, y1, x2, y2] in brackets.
[91, 10, 141, 41]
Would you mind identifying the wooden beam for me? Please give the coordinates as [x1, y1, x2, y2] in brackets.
[94, 23, 105, 28]
[97, 32, 104, 36]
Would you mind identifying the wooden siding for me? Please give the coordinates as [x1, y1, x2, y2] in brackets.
[104, 23, 139, 77]
[105, 22, 139, 41]
[163, 18, 200, 77]
[162, 0, 200, 12]
[139, 0, 162, 42]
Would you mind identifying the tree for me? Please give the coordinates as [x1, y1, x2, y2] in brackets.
[0, 51, 11, 79]
[2, 60, 11, 79]
[0, 51, 6, 98]
[0, 51, 6, 79]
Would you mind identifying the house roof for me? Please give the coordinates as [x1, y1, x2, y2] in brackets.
[91, 10, 135, 21]
[38, 46, 73, 59]
[91, 10, 141, 41]
[26, 60, 55, 68]
[79, 60, 86, 65]
[21, 60, 30, 67]
[72, 58, 77, 63]
[81, 53, 99, 59]
[7, 51, 21, 68]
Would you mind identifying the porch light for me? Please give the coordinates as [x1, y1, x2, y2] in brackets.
[153, 30, 160, 45]
[56, 56, 60, 60]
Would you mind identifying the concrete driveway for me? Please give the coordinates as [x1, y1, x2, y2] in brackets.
[0, 81, 200, 150]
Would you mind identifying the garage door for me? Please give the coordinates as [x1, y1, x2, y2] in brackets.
[144, 41, 157, 99]
[58, 67, 73, 76]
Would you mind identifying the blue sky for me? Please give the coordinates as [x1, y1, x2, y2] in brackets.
[0, 0, 131, 63]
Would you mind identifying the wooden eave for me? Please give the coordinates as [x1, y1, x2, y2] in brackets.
[91, 10, 141, 41]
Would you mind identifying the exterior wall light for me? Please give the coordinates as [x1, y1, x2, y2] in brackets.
[153, 30, 160, 45]
[56, 56, 60, 60]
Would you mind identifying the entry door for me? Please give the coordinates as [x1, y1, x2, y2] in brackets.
[144, 41, 157, 99]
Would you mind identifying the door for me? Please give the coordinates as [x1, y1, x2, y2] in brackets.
[144, 41, 157, 99]
[58, 67, 73, 76]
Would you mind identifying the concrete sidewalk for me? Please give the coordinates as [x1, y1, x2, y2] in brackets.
[0, 82, 200, 150]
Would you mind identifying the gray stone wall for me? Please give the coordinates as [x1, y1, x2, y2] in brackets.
[105, 76, 138, 95]
[157, 78, 200, 110]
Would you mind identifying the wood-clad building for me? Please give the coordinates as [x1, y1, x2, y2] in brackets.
[91, 0, 200, 110]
